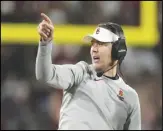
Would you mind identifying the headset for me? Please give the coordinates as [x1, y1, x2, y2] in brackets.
[96, 23, 127, 77]
[109, 23, 127, 62]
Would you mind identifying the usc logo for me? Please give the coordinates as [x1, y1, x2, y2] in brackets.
[119, 90, 123, 97]
[117, 89, 124, 101]
[96, 28, 100, 34]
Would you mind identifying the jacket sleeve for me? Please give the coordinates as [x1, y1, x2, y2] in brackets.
[124, 91, 141, 130]
[35, 41, 87, 90]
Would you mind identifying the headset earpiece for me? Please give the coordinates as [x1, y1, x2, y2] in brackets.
[111, 38, 127, 61]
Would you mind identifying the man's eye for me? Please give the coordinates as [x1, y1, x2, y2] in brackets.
[98, 42, 104, 45]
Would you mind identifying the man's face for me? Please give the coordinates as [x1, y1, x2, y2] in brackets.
[90, 39, 113, 72]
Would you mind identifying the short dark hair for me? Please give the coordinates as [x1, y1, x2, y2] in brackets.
[98, 22, 125, 39]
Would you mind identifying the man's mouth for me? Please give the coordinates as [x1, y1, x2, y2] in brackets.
[93, 56, 100, 63]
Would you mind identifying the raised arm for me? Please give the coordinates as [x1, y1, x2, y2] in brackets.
[35, 13, 86, 90]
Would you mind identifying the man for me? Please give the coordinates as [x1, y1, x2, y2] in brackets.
[36, 13, 141, 130]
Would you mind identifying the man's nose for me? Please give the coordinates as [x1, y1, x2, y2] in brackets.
[92, 43, 98, 52]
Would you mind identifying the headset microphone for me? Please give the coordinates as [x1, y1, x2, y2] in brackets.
[96, 62, 119, 77]
[96, 72, 104, 77]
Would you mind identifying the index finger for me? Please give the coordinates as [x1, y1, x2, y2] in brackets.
[41, 13, 52, 24]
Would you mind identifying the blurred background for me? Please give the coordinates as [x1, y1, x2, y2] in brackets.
[1, 1, 162, 130]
